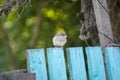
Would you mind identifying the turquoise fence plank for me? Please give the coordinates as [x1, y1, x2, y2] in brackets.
[26, 49, 48, 80]
[66, 47, 87, 80]
[47, 48, 67, 80]
[86, 47, 106, 80]
[104, 47, 120, 80]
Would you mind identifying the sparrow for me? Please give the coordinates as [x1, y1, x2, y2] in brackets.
[53, 32, 67, 47]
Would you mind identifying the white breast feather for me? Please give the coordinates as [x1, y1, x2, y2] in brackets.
[53, 36, 67, 47]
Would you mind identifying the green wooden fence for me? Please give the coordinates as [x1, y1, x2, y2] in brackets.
[26, 46, 120, 80]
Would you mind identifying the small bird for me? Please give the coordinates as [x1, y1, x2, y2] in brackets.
[53, 32, 67, 47]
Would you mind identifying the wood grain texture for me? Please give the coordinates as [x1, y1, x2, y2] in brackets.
[92, 0, 114, 47]
[0, 74, 8, 80]
[66, 47, 87, 80]
[26, 49, 47, 80]
[47, 48, 67, 80]
[0, 72, 35, 80]
[104, 47, 120, 80]
[86, 46, 106, 80]
[9, 73, 35, 80]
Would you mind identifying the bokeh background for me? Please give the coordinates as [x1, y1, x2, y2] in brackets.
[0, 0, 120, 72]
[0, 0, 86, 71]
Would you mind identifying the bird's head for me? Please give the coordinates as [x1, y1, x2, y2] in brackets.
[57, 32, 67, 37]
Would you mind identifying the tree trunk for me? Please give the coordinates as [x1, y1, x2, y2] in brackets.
[92, 0, 115, 47]
[80, 0, 99, 45]
[107, 0, 120, 44]
[29, 0, 48, 48]
[0, 22, 17, 69]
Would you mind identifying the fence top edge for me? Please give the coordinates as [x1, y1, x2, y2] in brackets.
[0, 69, 27, 75]
[66, 47, 82, 49]
[26, 48, 44, 51]
[104, 47, 120, 51]
[25, 46, 120, 50]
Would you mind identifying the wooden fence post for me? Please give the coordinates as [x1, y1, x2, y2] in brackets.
[26, 49, 48, 80]
[86, 46, 106, 80]
[104, 47, 120, 80]
[66, 47, 87, 80]
[47, 48, 67, 80]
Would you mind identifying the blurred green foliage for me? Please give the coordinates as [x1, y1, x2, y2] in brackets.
[0, 0, 86, 72]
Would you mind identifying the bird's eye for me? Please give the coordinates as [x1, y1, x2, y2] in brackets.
[62, 34, 65, 36]
[63, 34, 66, 36]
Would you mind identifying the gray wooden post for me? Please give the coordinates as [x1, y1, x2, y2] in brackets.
[92, 0, 114, 47]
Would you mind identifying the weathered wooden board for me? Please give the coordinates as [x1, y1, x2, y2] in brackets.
[104, 47, 120, 80]
[26, 49, 47, 80]
[86, 46, 106, 80]
[47, 48, 67, 80]
[0, 70, 35, 80]
[25, 47, 120, 80]
[9, 73, 35, 80]
[66, 47, 87, 80]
